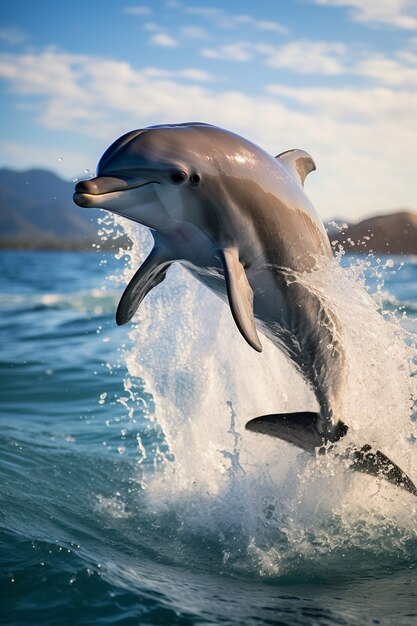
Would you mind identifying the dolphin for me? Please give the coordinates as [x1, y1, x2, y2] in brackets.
[74, 122, 416, 496]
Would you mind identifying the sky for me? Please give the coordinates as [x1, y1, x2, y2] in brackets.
[0, 0, 416, 221]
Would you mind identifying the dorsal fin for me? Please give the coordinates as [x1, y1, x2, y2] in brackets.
[275, 149, 316, 187]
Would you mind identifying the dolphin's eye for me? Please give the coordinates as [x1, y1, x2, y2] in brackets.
[170, 171, 188, 184]
[191, 174, 200, 184]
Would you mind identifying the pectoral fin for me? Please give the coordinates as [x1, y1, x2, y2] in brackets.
[116, 246, 172, 325]
[218, 247, 262, 352]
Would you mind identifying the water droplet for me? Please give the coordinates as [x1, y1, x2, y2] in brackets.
[84, 168, 90, 174]
[72, 177, 78, 183]
[58, 156, 63, 162]
[99, 392, 107, 405]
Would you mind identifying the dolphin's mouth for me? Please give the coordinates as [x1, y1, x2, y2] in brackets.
[73, 176, 157, 208]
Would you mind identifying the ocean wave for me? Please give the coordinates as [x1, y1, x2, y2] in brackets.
[0, 288, 120, 316]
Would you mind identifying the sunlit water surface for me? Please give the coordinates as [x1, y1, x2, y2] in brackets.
[1, 221, 417, 625]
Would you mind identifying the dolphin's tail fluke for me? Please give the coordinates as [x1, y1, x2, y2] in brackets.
[347, 445, 417, 496]
[245, 412, 347, 452]
[245, 413, 417, 497]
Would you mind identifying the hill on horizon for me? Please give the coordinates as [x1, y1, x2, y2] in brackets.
[0, 168, 99, 247]
[329, 210, 417, 255]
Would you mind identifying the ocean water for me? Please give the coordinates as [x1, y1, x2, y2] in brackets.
[1, 223, 417, 626]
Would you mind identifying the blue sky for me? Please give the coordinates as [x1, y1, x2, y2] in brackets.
[1, 0, 416, 220]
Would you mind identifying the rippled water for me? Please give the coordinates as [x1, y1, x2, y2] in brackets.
[1, 239, 417, 625]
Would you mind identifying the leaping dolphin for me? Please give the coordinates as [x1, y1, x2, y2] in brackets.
[74, 122, 416, 496]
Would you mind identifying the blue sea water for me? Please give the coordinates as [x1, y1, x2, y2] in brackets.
[1, 242, 417, 626]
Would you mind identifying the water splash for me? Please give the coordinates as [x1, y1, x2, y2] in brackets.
[103, 216, 417, 578]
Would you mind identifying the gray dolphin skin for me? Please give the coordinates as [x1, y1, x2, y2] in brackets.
[74, 122, 416, 496]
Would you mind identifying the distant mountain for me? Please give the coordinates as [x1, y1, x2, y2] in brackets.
[330, 211, 417, 255]
[0, 168, 99, 248]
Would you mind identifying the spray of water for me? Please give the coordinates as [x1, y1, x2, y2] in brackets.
[100, 213, 417, 579]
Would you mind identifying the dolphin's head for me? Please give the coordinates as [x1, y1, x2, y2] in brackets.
[73, 124, 219, 233]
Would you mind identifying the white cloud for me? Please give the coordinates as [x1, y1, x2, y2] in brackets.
[267, 83, 417, 125]
[0, 27, 26, 45]
[355, 51, 417, 85]
[201, 42, 253, 62]
[0, 49, 88, 99]
[201, 39, 346, 75]
[142, 22, 160, 31]
[185, 7, 225, 21]
[312, 0, 417, 30]
[266, 41, 346, 74]
[124, 5, 152, 16]
[140, 66, 213, 81]
[149, 33, 179, 47]
[180, 26, 210, 40]
[178, 68, 213, 82]
[199, 35, 417, 83]
[184, 5, 288, 35]
[0, 47, 415, 220]
[255, 20, 288, 35]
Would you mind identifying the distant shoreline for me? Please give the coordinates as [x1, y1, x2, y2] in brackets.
[1, 167, 416, 255]
[0, 241, 412, 256]
[2, 209, 417, 255]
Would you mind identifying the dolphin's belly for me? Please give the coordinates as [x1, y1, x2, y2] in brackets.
[184, 264, 229, 304]
[184, 263, 291, 342]
[184, 261, 344, 424]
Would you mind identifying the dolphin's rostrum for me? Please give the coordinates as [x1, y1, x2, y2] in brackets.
[74, 122, 416, 496]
